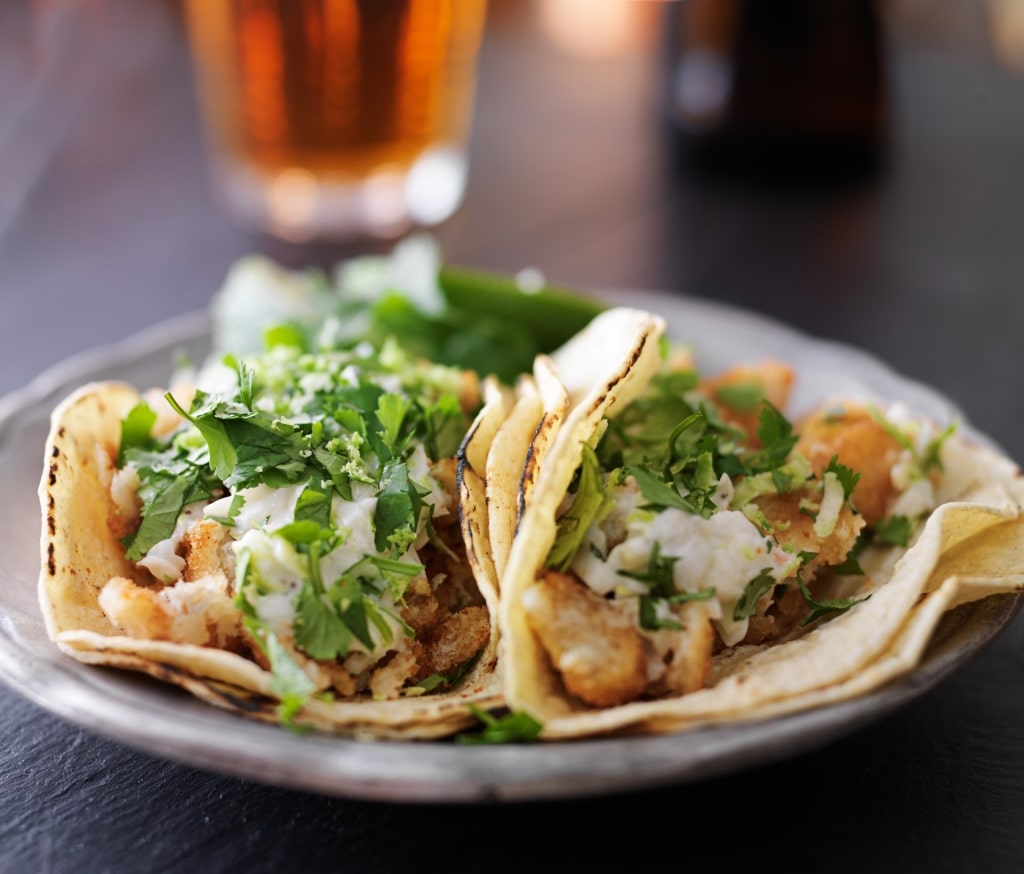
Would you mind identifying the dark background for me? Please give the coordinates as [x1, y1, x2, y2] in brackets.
[3, 1, 1024, 871]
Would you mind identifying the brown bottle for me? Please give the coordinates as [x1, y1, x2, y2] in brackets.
[661, 0, 887, 183]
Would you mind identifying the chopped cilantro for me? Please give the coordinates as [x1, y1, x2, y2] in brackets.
[117, 401, 157, 465]
[868, 405, 957, 475]
[412, 651, 482, 694]
[243, 616, 317, 725]
[617, 542, 715, 631]
[714, 382, 764, 412]
[921, 420, 958, 473]
[293, 581, 355, 661]
[874, 514, 914, 547]
[375, 392, 413, 456]
[205, 493, 245, 527]
[797, 577, 868, 626]
[744, 404, 799, 474]
[627, 464, 695, 514]
[455, 705, 543, 745]
[374, 459, 429, 554]
[825, 455, 861, 501]
[263, 322, 308, 352]
[733, 568, 777, 621]
[547, 445, 612, 571]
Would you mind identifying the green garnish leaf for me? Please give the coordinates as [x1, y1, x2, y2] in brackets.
[423, 394, 466, 461]
[455, 705, 543, 745]
[294, 480, 332, 530]
[831, 531, 867, 575]
[714, 382, 765, 412]
[374, 459, 428, 554]
[618, 541, 678, 599]
[733, 568, 777, 621]
[547, 445, 611, 571]
[122, 473, 192, 560]
[376, 393, 412, 455]
[825, 455, 861, 501]
[745, 404, 799, 474]
[875, 514, 913, 547]
[921, 420, 958, 473]
[244, 617, 317, 725]
[627, 465, 692, 513]
[412, 651, 482, 694]
[798, 576, 869, 626]
[117, 401, 157, 465]
[263, 322, 308, 351]
[293, 581, 355, 660]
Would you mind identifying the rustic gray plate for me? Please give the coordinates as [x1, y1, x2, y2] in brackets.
[0, 291, 1019, 803]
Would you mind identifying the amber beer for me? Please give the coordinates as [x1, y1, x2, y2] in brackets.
[184, 0, 488, 241]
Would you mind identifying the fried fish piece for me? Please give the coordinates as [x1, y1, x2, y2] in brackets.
[522, 571, 648, 708]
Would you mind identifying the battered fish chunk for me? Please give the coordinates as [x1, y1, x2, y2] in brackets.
[647, 600, 716, 696]
[742, 488, 866, 644]
[795, 405, 905, 526]
[98, 573, 241, 648]
[415, 605, 491, 680]
[522, 571, 648, 708]
[756, 489, 866, 575]
[701, 361, 796, 445]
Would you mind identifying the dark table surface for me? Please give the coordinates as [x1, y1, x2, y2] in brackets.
[4, 0, 1024, 871]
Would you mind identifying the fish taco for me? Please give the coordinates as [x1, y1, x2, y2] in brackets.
[39, 332, 507, 739]
[500, 327, 1024, 739]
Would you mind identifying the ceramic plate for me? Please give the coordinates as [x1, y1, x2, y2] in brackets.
[0, 291, 1019, 803]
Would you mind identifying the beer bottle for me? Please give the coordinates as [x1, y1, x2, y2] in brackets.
[661, 0, 887, 183]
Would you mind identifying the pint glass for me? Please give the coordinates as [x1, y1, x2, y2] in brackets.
[184, 0, 488, 242]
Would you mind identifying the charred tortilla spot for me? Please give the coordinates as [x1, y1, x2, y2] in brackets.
[47, 542, 56, 576]
[51, 445, 60, 458]
[214, 689, 277, 715]
[48, 462, 57, 486]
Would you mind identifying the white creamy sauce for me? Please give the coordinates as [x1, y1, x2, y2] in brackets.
[137, 501, 208, 583]
[209, 482, 305, 533]
[572, 478, 795, 646]
[317, 493, 380, 585]
[110, 464, 141, 517]
[408, 444, 451, 519]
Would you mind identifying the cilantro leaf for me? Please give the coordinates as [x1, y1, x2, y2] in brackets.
[618, 542, 716, 631]
[627, 464, 692, 513]
[244, 617, 317, 725]
[825, 455, 861, 500]
[547, 445, 611, 571]
[374, 459, 427, 554]
[122, 473, 192, 560]
[733, 568, 777, 621]
[745, 404, 798, 474]
[874, 514, 913, 546]
[618, 541, 678, 599]
[714, 382, 765, 412]
[797, 577, 869, 626]
[414, 651, 482, 694]
[376, 393, 412, 456]
[117, 401, 157, 465]
[294, 480, 332, 531]
[165, 391, 238, 481]
[422, 393, 466, 461]
[455, 706, 543, 745]
[293, 581, 355, 660]
[921, 420, 958, 473]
